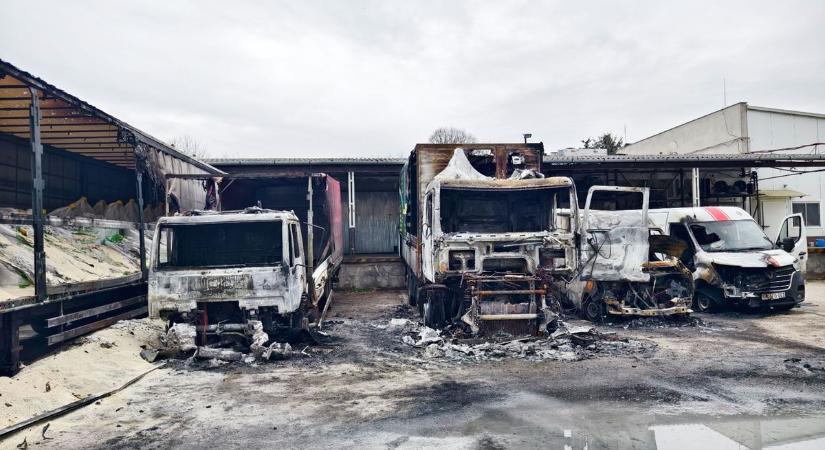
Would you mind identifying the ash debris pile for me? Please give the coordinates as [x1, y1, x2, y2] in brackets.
[391, 318, 656, 362]
[140, 321, 295, 366]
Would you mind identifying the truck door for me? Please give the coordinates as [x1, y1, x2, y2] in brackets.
[287, 222, 307, 311]
[421, 192, 435, 281]
[579, 186, 650, 282]
[775, 213, 807, 272]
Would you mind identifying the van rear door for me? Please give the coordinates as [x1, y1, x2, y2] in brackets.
[775, 213, 807, 272]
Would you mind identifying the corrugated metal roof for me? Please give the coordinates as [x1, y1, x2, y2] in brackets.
[206, 157, 407, 166]
[0, 58, 222, 174]
[543, 152, 825, 168]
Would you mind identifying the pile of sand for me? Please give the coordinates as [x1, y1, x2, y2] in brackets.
[0, 224, 145, 302]
[0, 318, 165, 430]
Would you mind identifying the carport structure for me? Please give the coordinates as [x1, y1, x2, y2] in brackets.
[543, 152, 825, 226]
[0, 59, 223, 374]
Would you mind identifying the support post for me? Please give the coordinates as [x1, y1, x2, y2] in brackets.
[347, 171, 356, 255]
[29, 88, 47, 301]
[691, 167, 701, 207]
[0, 312, 21, 376]
[214, 178, 222, 211]
[134, 153, 147, 278]
[306, 176, 314, 273]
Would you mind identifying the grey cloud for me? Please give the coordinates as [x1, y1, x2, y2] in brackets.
[1, 0, 823, 158]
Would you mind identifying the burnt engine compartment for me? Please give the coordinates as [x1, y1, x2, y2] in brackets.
[595, 265, 693, 314]
[714, 264, 795, 293]
[170, 301, 303, 348]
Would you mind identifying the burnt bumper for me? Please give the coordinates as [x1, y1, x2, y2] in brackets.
[722, 270, 806, 308]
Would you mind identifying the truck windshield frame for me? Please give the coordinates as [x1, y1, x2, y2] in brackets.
[439, 186, 565, 234]
[155, 220, 284, 270]
[688, 219, 774, 252]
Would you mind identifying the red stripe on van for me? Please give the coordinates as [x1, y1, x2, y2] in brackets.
[704, 207, 730, 221]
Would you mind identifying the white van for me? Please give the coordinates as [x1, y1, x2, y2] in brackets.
[647, 207, 806, 312]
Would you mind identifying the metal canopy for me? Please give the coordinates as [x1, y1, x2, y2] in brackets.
[0, 58, 222, 174]
[543, 153, 825, 169]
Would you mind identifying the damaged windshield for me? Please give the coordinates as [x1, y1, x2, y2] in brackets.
[157, 221, 283, 269]
[439, 187, 566, 233]
[688, 219, 773, 252]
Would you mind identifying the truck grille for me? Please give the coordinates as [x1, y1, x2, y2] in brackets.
[715, 264, 795, 293]
[766, 265, 795, 292]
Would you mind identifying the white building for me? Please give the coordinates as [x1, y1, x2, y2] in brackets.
[622, 102, 825, 239]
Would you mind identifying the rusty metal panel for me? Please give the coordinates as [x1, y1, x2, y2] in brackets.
[323, 175, 344, 265]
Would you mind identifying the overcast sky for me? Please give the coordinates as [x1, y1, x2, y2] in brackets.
[2, 1, 824, 158]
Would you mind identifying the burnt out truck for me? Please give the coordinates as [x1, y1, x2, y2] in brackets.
[400, 144, 578, 335]
[562, 186, 694, 322]
[148, 174, 343, 345]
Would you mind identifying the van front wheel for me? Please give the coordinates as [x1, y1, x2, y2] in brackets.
[582, 296, 606, 323]
[694, 292, 718, 313]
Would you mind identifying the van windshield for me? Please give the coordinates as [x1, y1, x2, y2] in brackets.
[688, 220, 774, 252]
[156, 221, 283, 269]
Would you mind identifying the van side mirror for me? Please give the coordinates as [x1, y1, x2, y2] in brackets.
[781, 237, 796, 253]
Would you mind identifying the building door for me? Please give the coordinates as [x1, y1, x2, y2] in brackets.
[342, 190, 399, 254]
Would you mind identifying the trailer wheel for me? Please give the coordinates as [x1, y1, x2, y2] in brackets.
[582, 296, 607, 323]
[693, 292, 718, 313]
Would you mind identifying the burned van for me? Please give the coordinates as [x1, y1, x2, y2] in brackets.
[648, 207, 806, 311]
[563, 186, 694, 322]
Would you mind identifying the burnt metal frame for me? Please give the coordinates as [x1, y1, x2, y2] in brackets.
[29, 87, 47, 301]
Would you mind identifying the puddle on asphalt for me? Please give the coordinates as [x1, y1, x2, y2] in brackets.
[376, 391, 825, 449]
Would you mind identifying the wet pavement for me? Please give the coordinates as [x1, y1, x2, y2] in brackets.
[3, 286, 825, 449]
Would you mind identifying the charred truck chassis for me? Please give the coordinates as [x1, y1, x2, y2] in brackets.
[578, 261, 694, 321]
[570, 186, 694, 322]
[401, 144, 576, 336]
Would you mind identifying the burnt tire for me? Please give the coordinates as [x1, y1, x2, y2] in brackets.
[582, 296, 607, 323]
[694, 292, 718, 313]
[423, 296, 446, 329]
[407, 272, 418, 307]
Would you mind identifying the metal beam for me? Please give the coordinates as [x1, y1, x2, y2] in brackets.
[29, 88, 47, 301]
[135, 152, 147, 278]
[691, 167, 701, 207]
[46, 295, 145, 328]
[47, 306, 148, 345]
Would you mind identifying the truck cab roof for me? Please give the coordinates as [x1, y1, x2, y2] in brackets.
[156, 207, 298, 225]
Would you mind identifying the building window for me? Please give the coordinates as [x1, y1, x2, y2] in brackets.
[792, 202, 821, 227]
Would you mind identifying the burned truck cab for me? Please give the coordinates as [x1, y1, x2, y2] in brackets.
[148, 208, 309, 340]
[401, 144, 577, 335]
